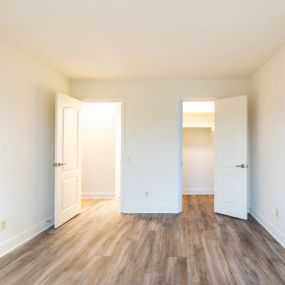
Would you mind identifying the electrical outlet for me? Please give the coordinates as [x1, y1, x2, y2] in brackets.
[0, 220, 6, 231]
[145, 191, 149, 198]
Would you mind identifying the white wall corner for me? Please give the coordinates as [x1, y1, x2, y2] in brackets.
[0, 216, 54, 258]
[183, 188, 214, 195]
[250, 207, 285, 248]
[81, 192, 116, 199]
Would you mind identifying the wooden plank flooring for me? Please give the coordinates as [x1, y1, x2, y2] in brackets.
[0, 195, 285, 285]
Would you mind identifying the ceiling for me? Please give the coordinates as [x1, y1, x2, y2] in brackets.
[1, 0, 285, 79]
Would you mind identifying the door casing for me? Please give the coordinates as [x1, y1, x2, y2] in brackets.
[178, 96, 249, 217]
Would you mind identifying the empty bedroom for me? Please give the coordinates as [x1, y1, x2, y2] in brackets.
[1, 1, 285, 284]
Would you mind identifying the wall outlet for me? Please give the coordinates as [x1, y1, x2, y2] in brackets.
[145, 191, 149, 198]
[0, 220, 6, 231]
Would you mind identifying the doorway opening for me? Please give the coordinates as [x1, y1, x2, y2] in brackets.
[182, 101, 215, 208]
[81, 102, 122, 202]
[54, 93, 124, 228]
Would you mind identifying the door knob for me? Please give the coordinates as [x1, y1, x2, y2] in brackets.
[53, 162, 66, 167]
[235, 163, 247, 168]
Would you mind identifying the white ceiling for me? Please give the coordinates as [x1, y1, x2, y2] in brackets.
[1, 0, 285, 79]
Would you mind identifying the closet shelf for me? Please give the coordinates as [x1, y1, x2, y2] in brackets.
[183, 123, 215, 129]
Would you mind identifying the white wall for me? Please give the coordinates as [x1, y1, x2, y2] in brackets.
[0, 38, 70, 257]
[183, 128, 214, 195]
[250, 45, 285, 247]
[81, 102, 120, 199]
[183, 113, 214, 128]
[71, 79, 250, 213]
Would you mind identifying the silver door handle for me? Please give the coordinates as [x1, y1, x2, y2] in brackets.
[235, 163, 247, 168]
[53, 162, 66, 167]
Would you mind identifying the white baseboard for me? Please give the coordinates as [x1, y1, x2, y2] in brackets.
[250, 207, 285, 248]
[81, 192, 116, 199]
[183, 188, 214, 195]
[122, 204, 181, 214]
[0, 216, 53, 258]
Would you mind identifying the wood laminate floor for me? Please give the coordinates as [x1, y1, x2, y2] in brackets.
[0, 196, 285, 285]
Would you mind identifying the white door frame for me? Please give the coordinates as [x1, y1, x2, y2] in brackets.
[178, 97, 217, 211]
[80, 97, 125, 213]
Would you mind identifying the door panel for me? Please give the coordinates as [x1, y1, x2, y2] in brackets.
[221, 175, 239, 204]
[62, 177, 78, 209]
[63, 107, 79, 171]
[215, 96, 248, 219]
[55, 93, 81, 228]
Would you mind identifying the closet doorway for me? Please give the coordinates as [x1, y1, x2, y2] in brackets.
[180, 96, 248, 220]
[182, 101, 215, 206]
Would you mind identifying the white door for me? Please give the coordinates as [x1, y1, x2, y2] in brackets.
[214, 96, 248, 220]
[54, 93, 81, 228]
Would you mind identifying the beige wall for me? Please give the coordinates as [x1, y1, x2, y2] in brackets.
[71, 79, 249, 213]
[0, 38, 70, 257]
[81, 102, 120, 199]
[183, 128, 214, 194]
[250, 46, 285, 247]
[183, 113, 214, 128]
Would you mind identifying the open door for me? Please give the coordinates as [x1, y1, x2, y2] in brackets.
[214, 96, 248, 220]
[54, 93, 81, 228]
